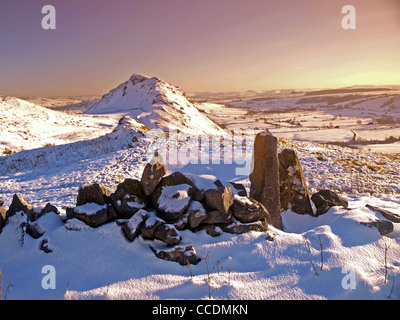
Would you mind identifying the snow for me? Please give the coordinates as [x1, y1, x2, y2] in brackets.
[197, 89, 400, 153]
[157, 184, 192, 214]
[189, 200, 207, 213]
[126, 201, 145, 210]
[125, 209, 148, 234]
[0, 115, 147, 176]
[183, 173, 218, 191]
[233, 194, 253, 206]
[0, 200, 399, 300]
[65, 218, 91, 231]
[144, 211, 164, 228]
[0, 77, 399, 300]
[74, 203, 107, 216]
[0, 96, 117, 155]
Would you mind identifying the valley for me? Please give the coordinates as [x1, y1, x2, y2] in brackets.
[195, 88, 400, 153]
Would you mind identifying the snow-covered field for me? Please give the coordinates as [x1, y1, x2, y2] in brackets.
[197, 88, 400, 153]
[0, 77, 399, 300]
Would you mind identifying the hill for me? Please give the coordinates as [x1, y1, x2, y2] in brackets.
[86, 73, 225, 136]
[0, 96, 116, 155]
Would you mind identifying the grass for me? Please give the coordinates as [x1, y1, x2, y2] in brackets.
[2, 148, 14, 156]
[337, 158, 385, 173]
[383, 153, 400, 161]
[0, 266, 13, 300]
[42, 142, 56, 148]
[202, 253, 232, 299]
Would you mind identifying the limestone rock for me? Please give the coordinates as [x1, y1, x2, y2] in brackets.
[204, 186, 234, 215]
[76, 183, 109, 206]
[31, 203, 60, 222]
[193, 190, 205, 202]
[365, 204, 400, 223]
[66, 203, 117, 228]
[202, 210, 232, 225]
[155, 172, 195, 190]
[231, 195, 271, 223]
[110, 179, 147, 219]
[6, 193, 34, 221]
[141, 211, 164, 238]
[360, 219, 394, 236]
[154, 224, 181, 245]
[26, 222, 45, 239]
[187, 201, 208, 229]
[155, 184, 195, 221]
[41, 203, 60, 215]
[40, 238, 53, 253]
[202, 224, 223, 237]
[140, 152, 167, 196]
[149, 172, 196, 210]
[222, 218, 268, 234]
[229, 182, 247, 197]
[150, 245, 201, 266]
[174, 211, 189, 231]
[278, 148, 313, 215]
[121, 209, 148, 241]
[249, 131, 282, 229]
[311, 190, 348, 216]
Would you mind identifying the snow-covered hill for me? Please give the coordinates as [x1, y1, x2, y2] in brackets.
[0, 78, 399, 301]
[0, 116, 148, 176]
[85, 73, 225, 135]
[0, 129, 399, 300]
[0, 96, 117, 155]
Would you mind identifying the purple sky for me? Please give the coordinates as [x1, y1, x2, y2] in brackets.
[0, 0, 399, 96]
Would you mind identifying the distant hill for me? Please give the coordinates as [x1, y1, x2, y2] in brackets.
[86, 73, 225, 136]
[304, 87, 394, 96]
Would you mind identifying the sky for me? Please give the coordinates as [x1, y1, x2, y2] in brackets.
[0, 0, 399, 96]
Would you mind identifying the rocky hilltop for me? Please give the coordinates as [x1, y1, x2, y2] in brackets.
[86, 73, 225, 136]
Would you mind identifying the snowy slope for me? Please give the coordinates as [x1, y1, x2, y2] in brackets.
[85, 73, 225, 135]
[0, 132, 399, 300]
[0, 188, 399, 300]
[0, 96, 118, 155]
[0, 116, 148, 176]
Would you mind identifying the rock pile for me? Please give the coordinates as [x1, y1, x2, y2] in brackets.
[0, 194, 59, 251]
[0, 153, 270, 265]
[60, 153, 272, 265]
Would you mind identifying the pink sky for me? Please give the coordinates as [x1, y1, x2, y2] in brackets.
[0, 0, 399, 96]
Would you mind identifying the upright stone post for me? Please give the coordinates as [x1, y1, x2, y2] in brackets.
[141, 152, 167, 196]
[278, 148, 314, 215]
[250, 131, 283, 229]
